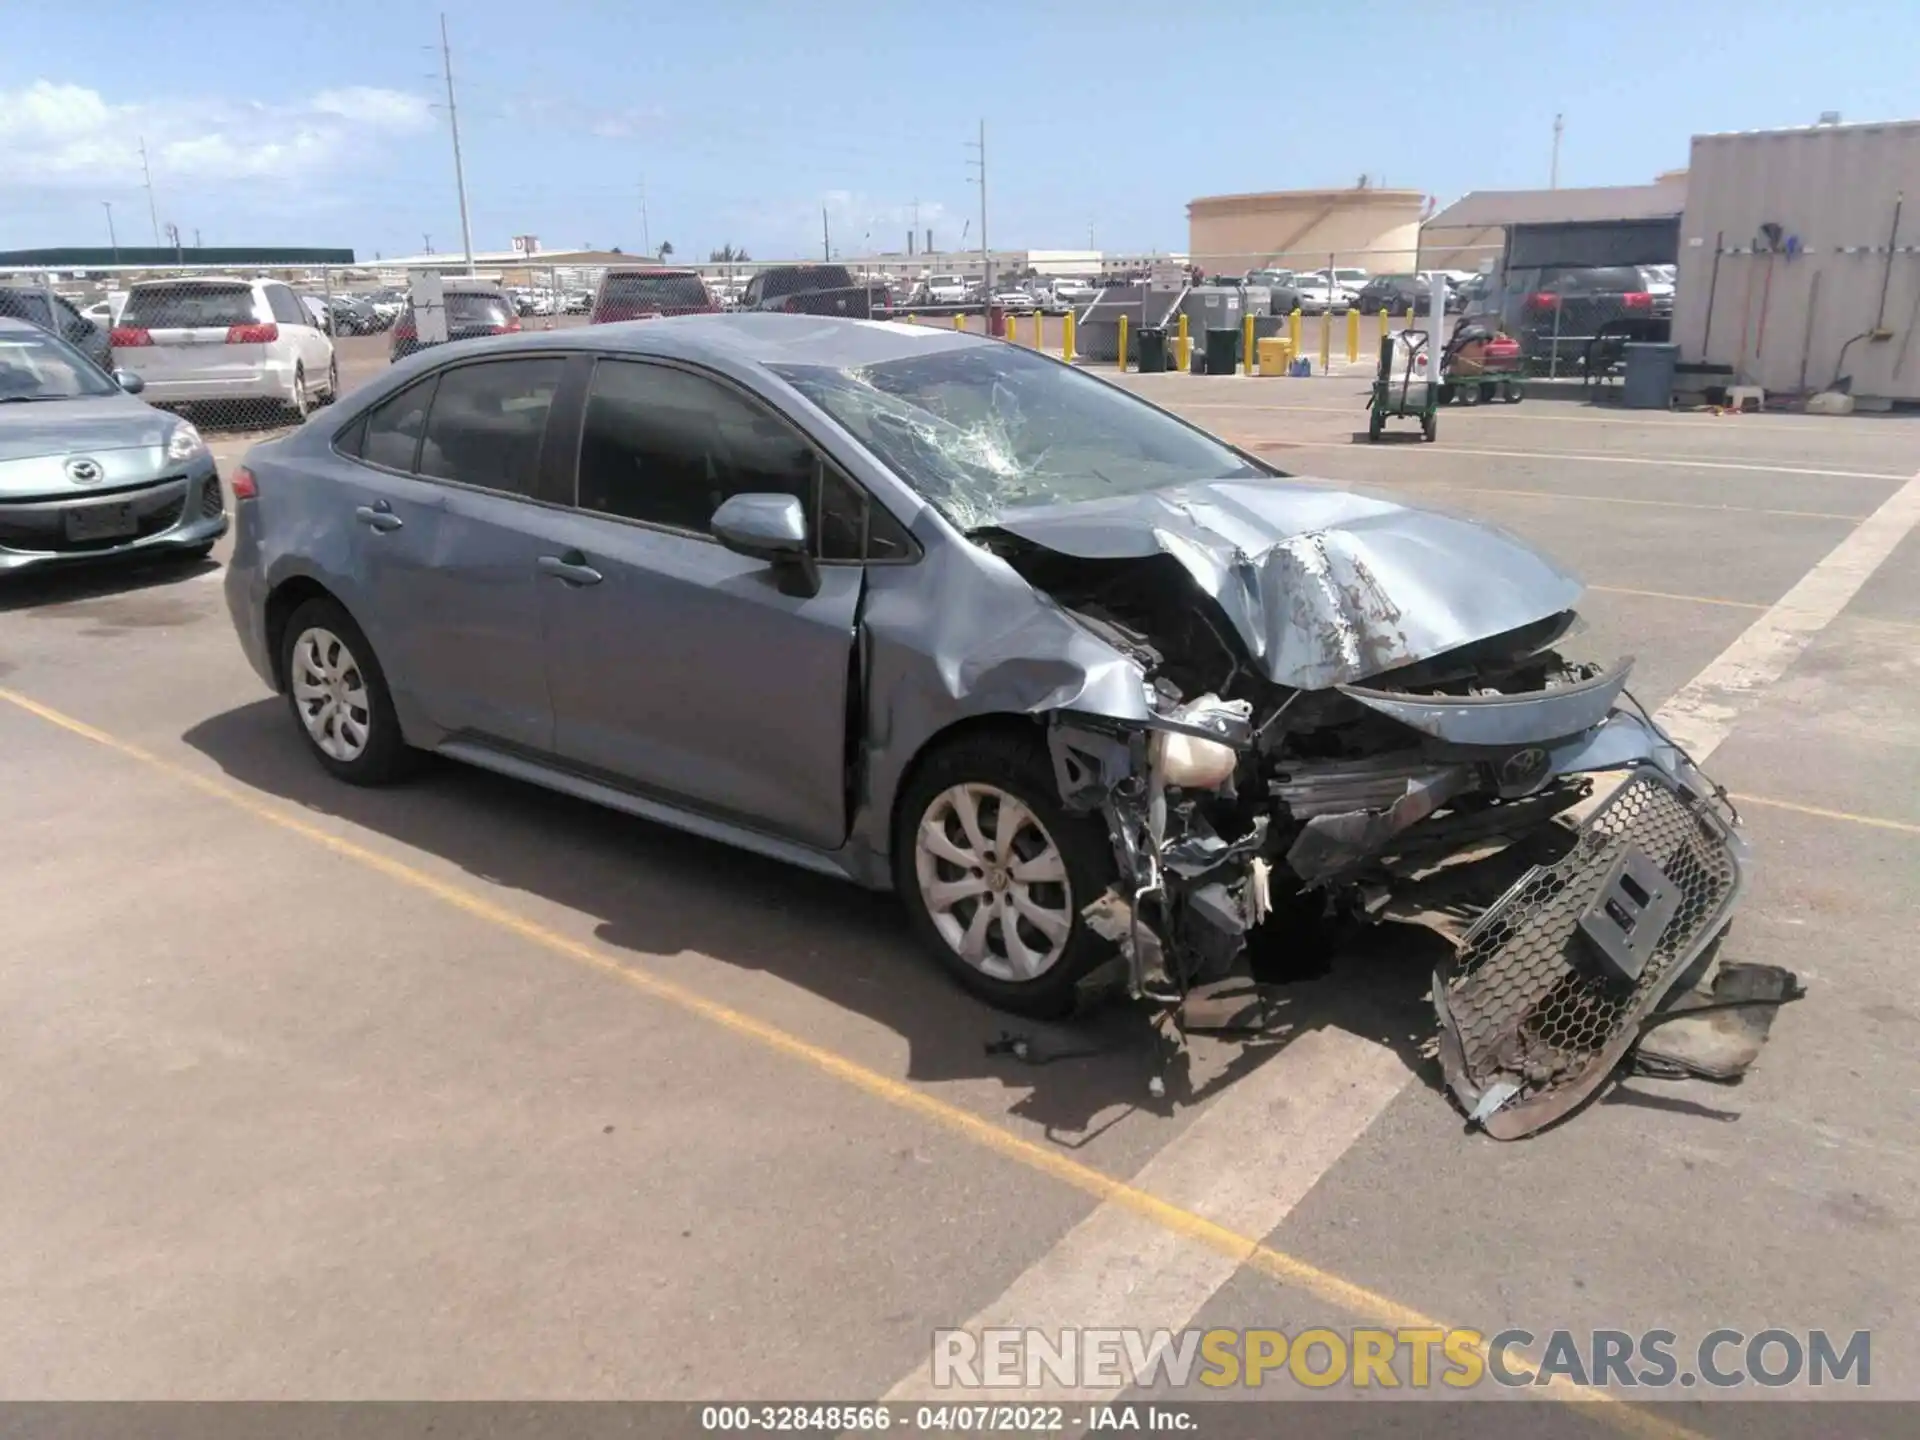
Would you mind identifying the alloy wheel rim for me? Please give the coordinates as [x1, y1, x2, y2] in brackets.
[915, 783, 1072, 982]
[290, 626, 371, 761]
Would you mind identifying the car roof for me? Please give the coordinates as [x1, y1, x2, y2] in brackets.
[402, 312, 989, 370]
[0, 316, 40, 333]
[128, 275, 255, 288]
[604, 266, 700, 278]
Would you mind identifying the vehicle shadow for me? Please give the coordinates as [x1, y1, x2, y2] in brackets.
[0, 551, 218, 614]
[180, 699, 1450, 1143]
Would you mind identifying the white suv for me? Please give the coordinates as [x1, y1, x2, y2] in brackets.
[112, 276, 337, 419]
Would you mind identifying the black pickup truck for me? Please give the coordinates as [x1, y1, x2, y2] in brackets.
[740, 264, 891, 318]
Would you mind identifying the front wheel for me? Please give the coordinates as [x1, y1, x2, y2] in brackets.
[894, 730, 1117, 1018]
[287, 365, 311, 422]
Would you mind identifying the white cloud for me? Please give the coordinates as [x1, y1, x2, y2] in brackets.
[0, 79, 433, 189]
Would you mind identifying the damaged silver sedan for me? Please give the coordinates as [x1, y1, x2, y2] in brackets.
[226, 314, 1761, 1138]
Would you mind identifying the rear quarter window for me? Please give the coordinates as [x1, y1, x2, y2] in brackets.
[446, 292, 513, 327]
[121, 286, 259, 328]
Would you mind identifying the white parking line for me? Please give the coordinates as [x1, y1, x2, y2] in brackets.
[1658, 464, 1920, 758]
[883, 1028, 1409, 1401]
[1268, 439, 1907, 481]
[887, 461, 1920, 1410]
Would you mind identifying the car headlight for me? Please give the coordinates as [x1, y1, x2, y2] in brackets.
[166, 421, 207, 463]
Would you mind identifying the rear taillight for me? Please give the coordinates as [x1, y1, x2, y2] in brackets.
[226, 322, 279, 344]
[110, 326, 152, 347]
[1622, 291, 1653, 309]
[230, 466, 258, 500]
[1525, 292, 1560, 312]
[393, 317, 416, 340]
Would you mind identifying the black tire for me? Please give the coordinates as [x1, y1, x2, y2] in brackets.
[1421, 412, 1438, 442]
[1479, 381, 1497, 404]
[287, 364, 311, 422]
[321, 356, 340, 404]
[278, 596, 414, 786]
[893, 729, 1118, 1019]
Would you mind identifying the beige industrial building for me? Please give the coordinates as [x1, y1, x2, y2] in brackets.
[1187, 186, 1425, 273]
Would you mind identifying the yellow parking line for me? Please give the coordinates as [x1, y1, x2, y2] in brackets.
[0, 682, 1701, 1439]
[1732, 792, 1920, 836]
[1589, 585, 1767, 610]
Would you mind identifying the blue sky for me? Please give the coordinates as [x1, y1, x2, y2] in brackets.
[5, 0, 1916, 262]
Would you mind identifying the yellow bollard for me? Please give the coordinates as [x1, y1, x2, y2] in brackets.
[906, 313, 919, 325]
[1288, 307, 1302, 358]
[1378, 305, 1390, 344]
[1242, 313, 1255, 375]
[1347, 307, 1360, 363]
[1063, 310, 1076, 361]
[1117, 314, 1129, 373]
[1176, 311, 1190, 371]
[952, 312, 965, 331]
[1003, 309, 1016, 341]
[1320, 309, 1332, 373]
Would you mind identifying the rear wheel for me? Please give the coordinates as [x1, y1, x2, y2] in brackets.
[279, 597, 413, 786]
[322, 356, 340, 404]
[1421, 411, 1438, 442]
[894, 730, 1117, 1019]
[287, 364, 311, 422]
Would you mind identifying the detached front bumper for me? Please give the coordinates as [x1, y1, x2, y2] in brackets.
[1431, 711, 1750, 1138]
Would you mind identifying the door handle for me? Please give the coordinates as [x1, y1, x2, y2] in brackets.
[354, 504, 403, 533]
[537, 551, 603, 586]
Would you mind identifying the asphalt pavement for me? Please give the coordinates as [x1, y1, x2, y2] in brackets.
[2, 351, 1916, 1428]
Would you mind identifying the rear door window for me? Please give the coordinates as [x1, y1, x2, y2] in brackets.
[360, 376, 439, 473]
[417, 357, 563, 496]
[266, 287, 306, 327]
[120, 285, 258, 329]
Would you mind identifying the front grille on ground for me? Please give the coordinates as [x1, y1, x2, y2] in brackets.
[0, 480, 189, 554]
[1435, 767, 1743, 1139]
[200, 475, 225, 519]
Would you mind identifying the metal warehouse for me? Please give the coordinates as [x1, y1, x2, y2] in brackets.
[1675, 118, 1920, 403]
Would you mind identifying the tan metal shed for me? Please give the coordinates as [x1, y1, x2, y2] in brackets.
[1676, 120, 1920, 401]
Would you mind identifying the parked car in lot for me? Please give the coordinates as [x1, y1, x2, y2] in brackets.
[0, 318, 227, 573]
[388, 279, 520, 362]
[991, 289, 1038, 315]
[740, 265, 892, 319]
[112, 276, 338, 418]
[1494, 264, 1667, 369]
[1354, 275, 1440, 316]
[1288, 275, 1353, 314]
[590, 268, 718, 324]
[218, 310, 1741, 1114]
[325, 295, 383, 335]
[0, 286, 113, 374]
[1053, 277, 1100, 306]
[920, 274, 971, 305]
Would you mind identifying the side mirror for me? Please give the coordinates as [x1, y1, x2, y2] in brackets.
[711, 492, 819, 598]
[115, 370, 145, 394]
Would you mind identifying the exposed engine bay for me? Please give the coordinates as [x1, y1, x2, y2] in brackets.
[976, 525, 1776, 1139]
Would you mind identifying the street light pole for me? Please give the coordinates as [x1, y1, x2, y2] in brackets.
[440, 11, 476, 275]
[102, 201, 119, 263]
[138, 138, 161, 244]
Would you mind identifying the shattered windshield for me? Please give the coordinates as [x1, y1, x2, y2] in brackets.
[771, 345, 1265, 530]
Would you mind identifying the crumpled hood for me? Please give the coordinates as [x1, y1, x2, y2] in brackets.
[0, 395, 176, 461]
[986, 479, 1584, 690]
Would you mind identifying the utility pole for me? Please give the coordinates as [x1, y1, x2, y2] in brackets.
[439, 12, 476, 274]
[165, 222, 182, 266]
[138, 138, 161, 244]
[1550, 112, 1564, 189]
[639, 178, 651, 257]
[423, 234, 433, 254]
[966, 119, 989, 301]
[193, 227, 202, 250]
[822, 205, 831, 262]
[102, 201, 118, 263]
